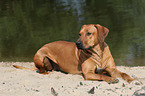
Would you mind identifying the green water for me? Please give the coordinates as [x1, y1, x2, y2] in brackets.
[0, 0, 145, 66]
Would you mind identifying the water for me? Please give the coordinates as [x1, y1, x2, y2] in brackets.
[0, 0, 145, 66]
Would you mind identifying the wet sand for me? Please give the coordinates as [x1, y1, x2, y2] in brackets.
[0, 62, 145, 96]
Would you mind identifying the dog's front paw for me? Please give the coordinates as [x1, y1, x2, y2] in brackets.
[108, 78, 119, 84]
[130, 80, 142, 85]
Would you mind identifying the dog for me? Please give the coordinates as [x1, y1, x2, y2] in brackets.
[13, 24, 140, 84]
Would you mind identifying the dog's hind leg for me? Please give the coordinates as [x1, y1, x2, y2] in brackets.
[34, 55, 53, 74]
[43, 56, 53, 71]
[44, 57, 60, 71]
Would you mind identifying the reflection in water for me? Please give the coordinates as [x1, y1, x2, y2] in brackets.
[59, 0, 85, 22]
[0, 0, 144, 66]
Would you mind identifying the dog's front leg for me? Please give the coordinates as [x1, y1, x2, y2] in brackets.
[105, 67, 135, 83]
[83, 72, 119, 84]
[82, 63, 119, 84]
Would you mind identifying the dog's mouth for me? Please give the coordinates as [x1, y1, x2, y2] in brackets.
[76, 41, 92, 50]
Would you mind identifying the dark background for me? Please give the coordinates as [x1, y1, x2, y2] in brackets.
[0, 0, 145, 66]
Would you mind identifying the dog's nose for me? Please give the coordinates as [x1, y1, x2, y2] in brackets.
[76, 41, 81, 46]
[76, 40, 83, 49]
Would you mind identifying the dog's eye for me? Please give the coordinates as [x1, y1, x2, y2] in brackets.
[86, 32, 91, 36]
[79, 33, 81, 36]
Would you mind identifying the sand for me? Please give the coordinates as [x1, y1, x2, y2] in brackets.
[0, 62, 145, 96]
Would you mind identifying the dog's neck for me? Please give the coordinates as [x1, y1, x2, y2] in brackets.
[90, 42, 106, 57]
[86, 42, 107, 68]
[77, 42, 107, 68]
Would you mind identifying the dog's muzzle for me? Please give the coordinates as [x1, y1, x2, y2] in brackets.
[76, 40, 83, 49]
[76, 40, 92, 50]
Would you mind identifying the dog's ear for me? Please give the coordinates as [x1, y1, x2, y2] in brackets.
[95, 24, 109, 43]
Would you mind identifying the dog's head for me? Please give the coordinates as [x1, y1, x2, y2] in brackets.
[76, 24, 109, 50]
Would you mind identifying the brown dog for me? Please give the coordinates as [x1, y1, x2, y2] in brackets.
[13, 24, 139, 84]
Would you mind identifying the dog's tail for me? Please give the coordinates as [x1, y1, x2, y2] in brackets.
[13, 65, 37, 71]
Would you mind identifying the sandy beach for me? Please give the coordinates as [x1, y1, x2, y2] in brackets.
[0, 62, 145, 96]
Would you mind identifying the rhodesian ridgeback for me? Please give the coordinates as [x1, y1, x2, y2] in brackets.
[13, 24, 140, 84]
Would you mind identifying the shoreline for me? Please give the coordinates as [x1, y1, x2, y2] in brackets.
[0, 62, 145, 96]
